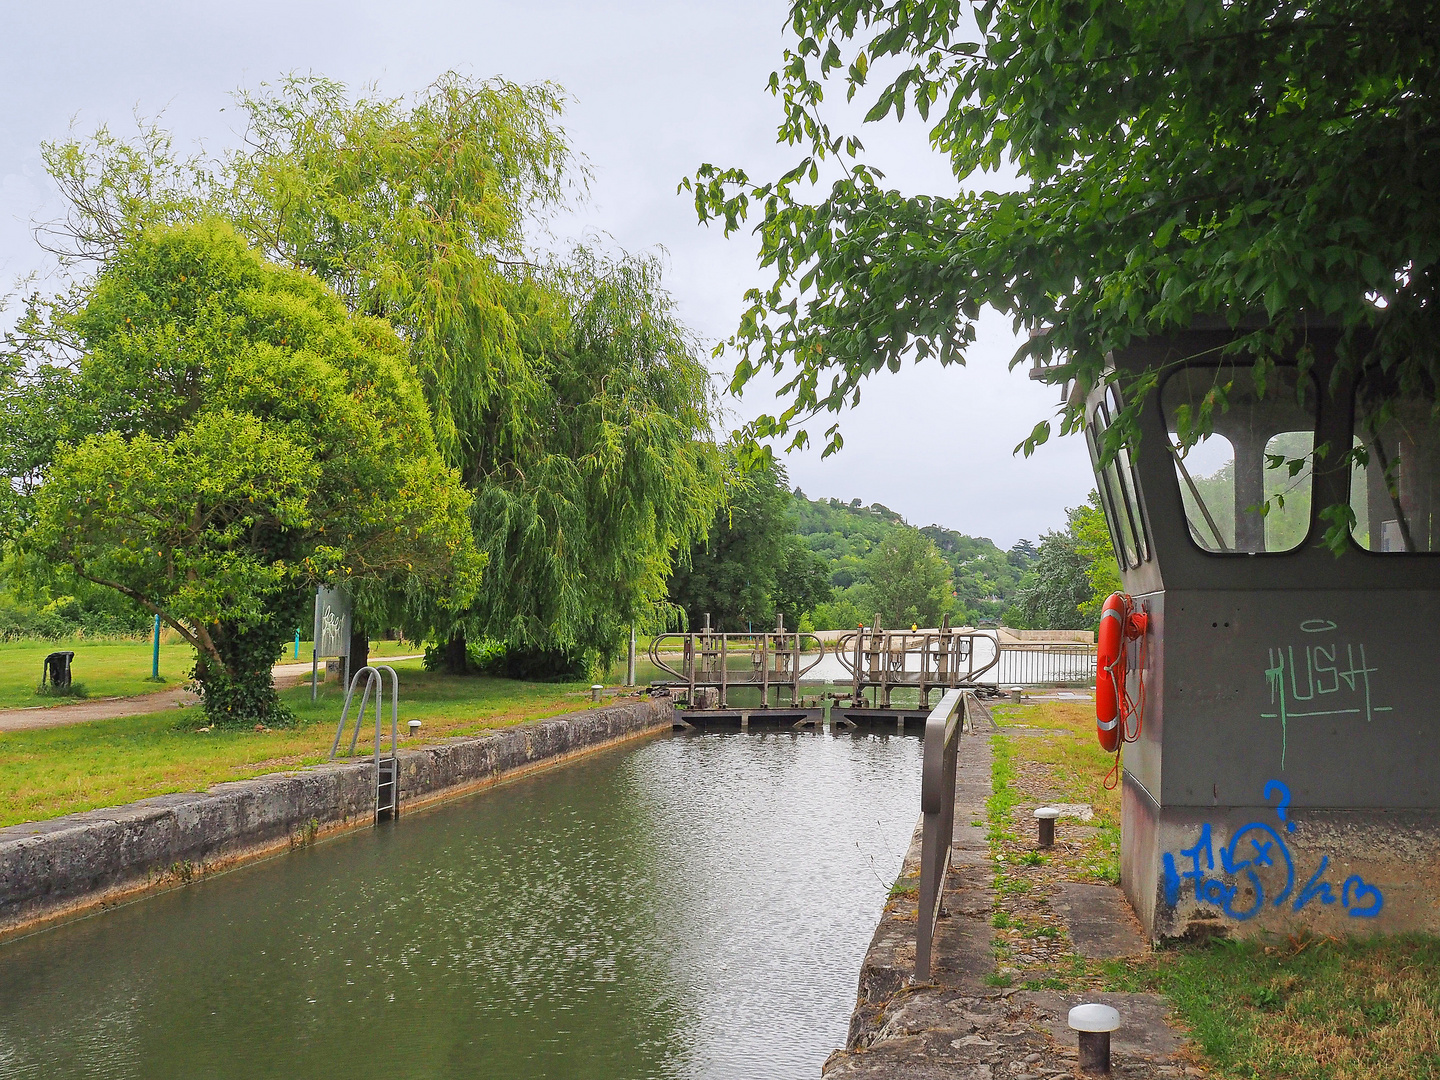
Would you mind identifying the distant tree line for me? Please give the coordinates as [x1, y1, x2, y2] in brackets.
[669, 480, 1068, 634]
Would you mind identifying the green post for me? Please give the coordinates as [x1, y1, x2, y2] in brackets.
[151, 614, 161, 679]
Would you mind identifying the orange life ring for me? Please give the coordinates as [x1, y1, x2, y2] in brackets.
[1096, 593, 1148, 753]
[1096, 594, 1127, 752]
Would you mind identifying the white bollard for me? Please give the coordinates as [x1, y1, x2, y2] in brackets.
[1034, 806, 1060, 848]
[1068, 1003, 1120, 1074]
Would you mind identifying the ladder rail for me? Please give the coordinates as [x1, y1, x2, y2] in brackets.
[330, 664, 403, 821]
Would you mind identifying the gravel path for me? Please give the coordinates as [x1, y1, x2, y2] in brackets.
[0, 656, 423, 732]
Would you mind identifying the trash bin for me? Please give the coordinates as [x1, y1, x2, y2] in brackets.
[42, 651, 74, 689]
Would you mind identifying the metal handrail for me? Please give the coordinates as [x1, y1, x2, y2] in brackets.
[834, 629, 999, 712]
[834, 629, 1000, 682]
[330, 665, 401, 819]
[916, 688, 965, 981]
[648, 628, 828, 710]
[646, 632, 828, 683]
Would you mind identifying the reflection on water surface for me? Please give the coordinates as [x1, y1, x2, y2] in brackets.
[0, 730, 922, 1079]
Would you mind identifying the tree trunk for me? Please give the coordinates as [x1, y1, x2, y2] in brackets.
[443, 633, 470, 675]
[197, 604, 306, 728]
[349, 627, 370, 686]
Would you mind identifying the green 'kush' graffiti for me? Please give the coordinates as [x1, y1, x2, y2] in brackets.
[1262, 619, 1392, 768]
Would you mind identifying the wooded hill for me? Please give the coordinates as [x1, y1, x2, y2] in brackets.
[791, 492, 1035, 628]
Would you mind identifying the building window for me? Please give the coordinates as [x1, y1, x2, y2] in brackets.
[1161, 364, 1316, 554]
[1086, 384, 1150, 569]
[1351, 378, 1440, 552]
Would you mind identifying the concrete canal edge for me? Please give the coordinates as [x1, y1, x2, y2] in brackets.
[827, 696, 1190, 1079]
[835, 694, 999, 1058]
[0, 698, 674, 941]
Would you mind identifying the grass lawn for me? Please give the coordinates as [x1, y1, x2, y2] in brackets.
[988, 698, 1122, 885]
[0, 640, 198, 709]
[0, 656, 604, 828]
[1131, 934, 1440, 1080]
[988, 697, 1440, 1080]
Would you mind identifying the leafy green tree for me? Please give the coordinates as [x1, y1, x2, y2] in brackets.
[21, 222, 479, 725]
[921, 524, 1026, 624]
[1011, 527, 1091, 631]
[1008, 540, 1038, 572]
[224, 78, 722, 667]
[862, 528, 953, 628]
[222, 74, 574, 466]
[688, 0, 1438, 540]
[1010, 497, 1121, 629]
[773, 536, 832, 631]
[809, 594, 866, 632]
[668, 454, 793, 632]
[1070, 493, 1123, 622]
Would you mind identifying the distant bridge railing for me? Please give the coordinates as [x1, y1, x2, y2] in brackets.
[992, 643, 1097, 687]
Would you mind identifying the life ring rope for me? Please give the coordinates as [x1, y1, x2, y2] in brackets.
[1095, 592, 1148, 789]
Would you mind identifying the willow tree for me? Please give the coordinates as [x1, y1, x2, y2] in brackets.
[23, 73, 724, 669]
[454, 249, 722, 671]
[688, 0, 1439, 543]
[221, 76, 721, 669]
[24, 222, 480, 724]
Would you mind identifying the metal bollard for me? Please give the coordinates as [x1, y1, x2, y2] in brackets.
[407, 720, 422, 737]
[1034, 806, 1059, 848]
[591, 684, 604, 703]
[1069, 1003, 1120, 1074]
[1009, 686, 1023, 704]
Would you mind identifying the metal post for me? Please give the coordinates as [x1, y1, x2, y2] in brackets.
[294, 628, 300, 659]
[311, 649, 318, 702]
[852, 626, 864, 705]
[627, 623, 636, 687]
[686, 634, 696, 708]
[792, 625, 801, 707]
[920, 632, 932, 710]
[1036, 806, 1059, 847]
[759, 629, 769, 709]
[719, 634, 728, 709]
[151, 614, 161, 680]
[880, 630, 891, 710]
[1069, 1004, 1120, 1075]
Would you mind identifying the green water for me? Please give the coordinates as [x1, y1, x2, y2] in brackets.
[0, 730, 923, 1079]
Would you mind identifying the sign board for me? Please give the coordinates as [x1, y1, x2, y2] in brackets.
[314, 587, 352, 659]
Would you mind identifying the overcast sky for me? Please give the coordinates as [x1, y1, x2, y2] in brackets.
[0, 0, 1094, 548]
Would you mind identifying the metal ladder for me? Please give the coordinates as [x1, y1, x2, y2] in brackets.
[330, 665, 401, 822]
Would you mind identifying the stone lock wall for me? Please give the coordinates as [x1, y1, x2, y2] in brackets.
[0, 698, 673, 939]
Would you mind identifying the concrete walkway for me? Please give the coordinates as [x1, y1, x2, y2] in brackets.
[0, 655, 424, 732]
[823, 698, 1198, 1079]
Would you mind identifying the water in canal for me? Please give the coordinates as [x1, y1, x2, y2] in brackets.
[0, 730, 923, 1079]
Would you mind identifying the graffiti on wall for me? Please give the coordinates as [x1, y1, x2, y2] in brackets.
[1262, 618, 1392, 767]
[1162, 780, 1383, 921]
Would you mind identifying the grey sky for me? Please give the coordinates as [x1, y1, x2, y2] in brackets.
[0, 0, 1094, 548]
